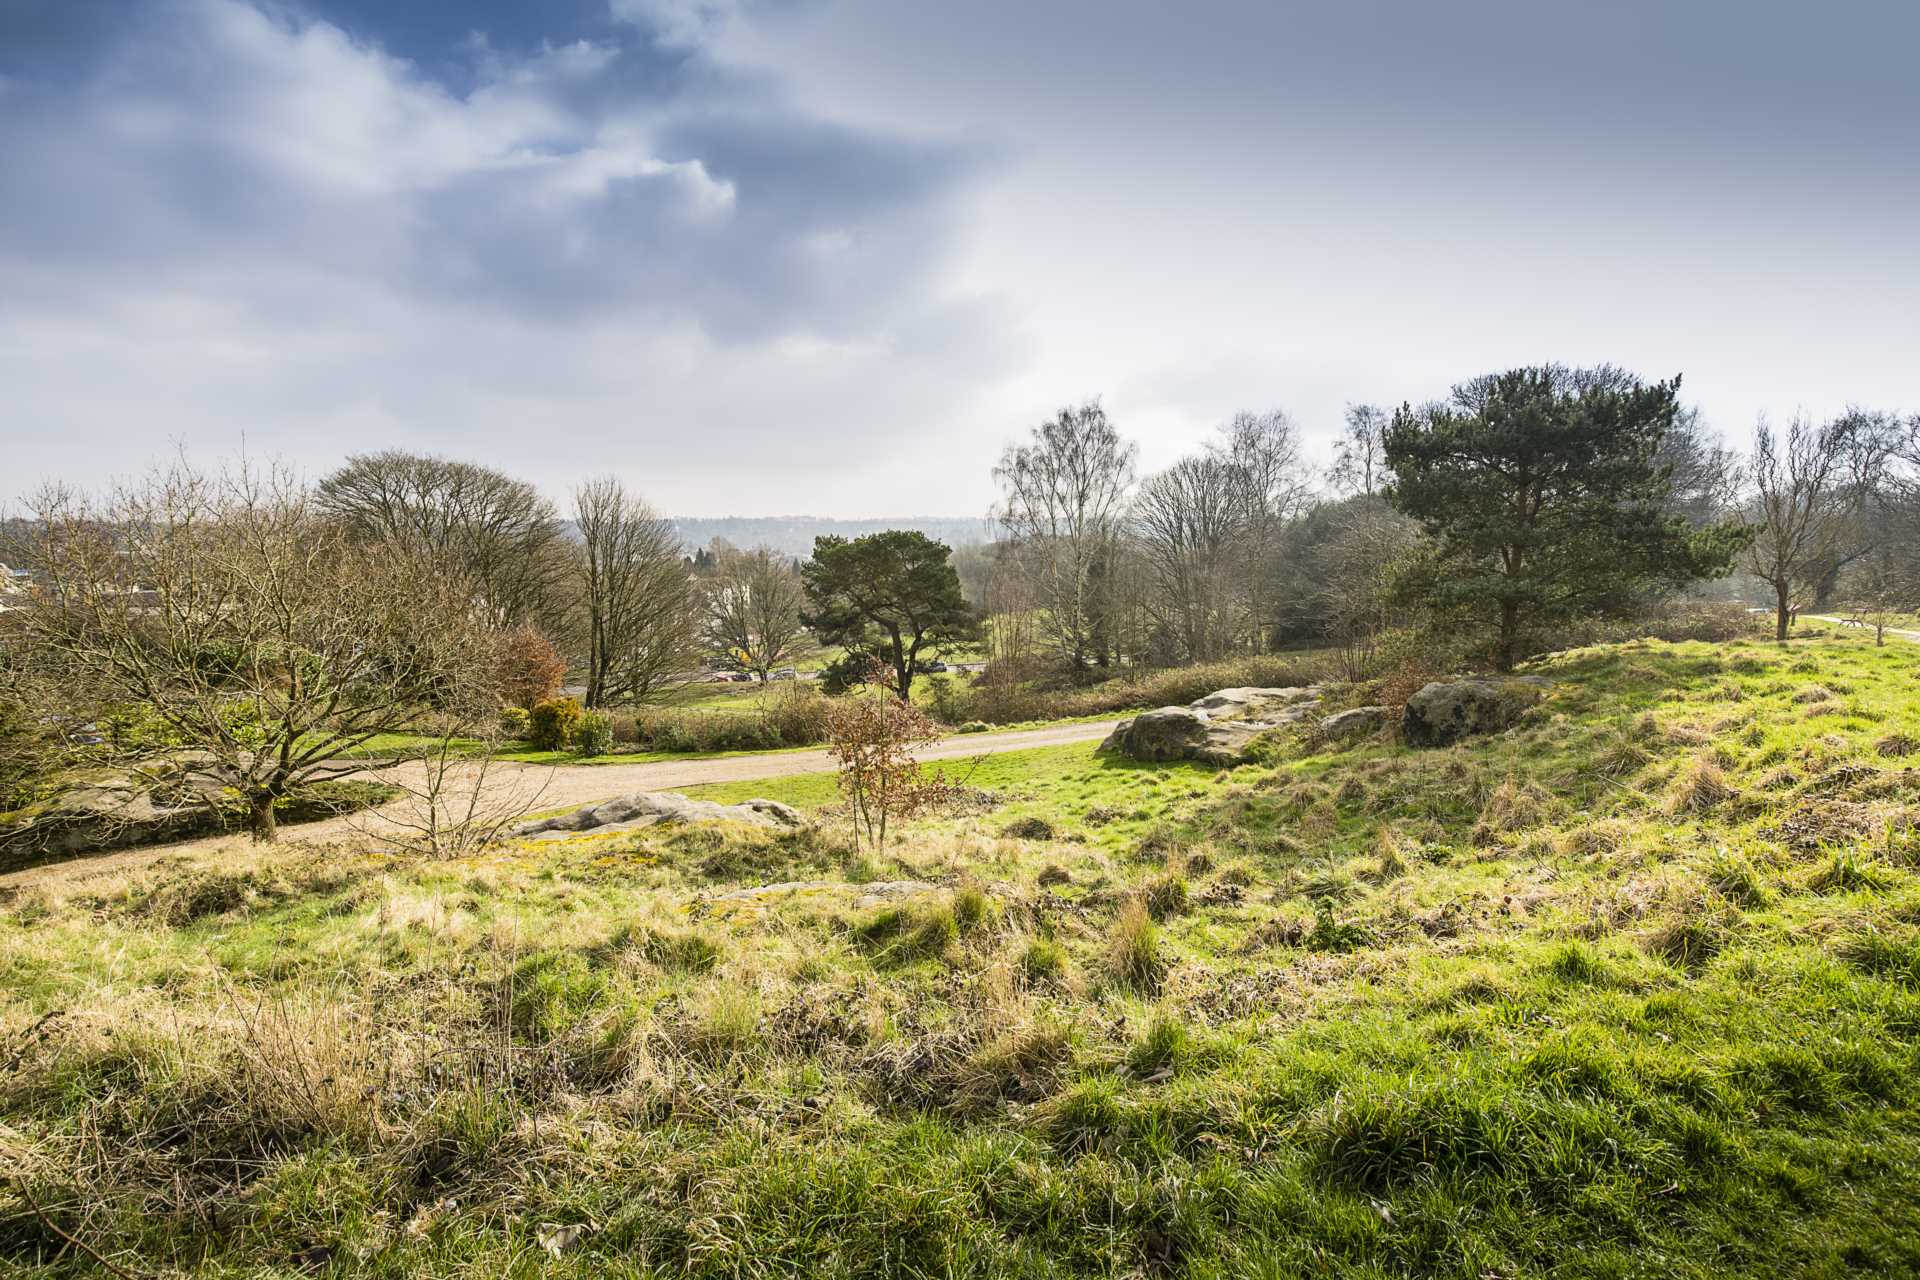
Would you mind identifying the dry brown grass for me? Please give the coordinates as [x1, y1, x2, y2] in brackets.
[1665, 755, 1736, 815]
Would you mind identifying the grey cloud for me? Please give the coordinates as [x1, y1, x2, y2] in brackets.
[0, 0, 985, 339]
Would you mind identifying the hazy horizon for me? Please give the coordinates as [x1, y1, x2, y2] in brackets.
[4, 0, 1915, 514]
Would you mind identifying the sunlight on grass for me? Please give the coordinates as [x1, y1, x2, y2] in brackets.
[5, 631, 1920, 1277]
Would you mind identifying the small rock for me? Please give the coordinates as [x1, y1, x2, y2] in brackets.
[510, 791, 806, 840]
[708, 878, 936, 906]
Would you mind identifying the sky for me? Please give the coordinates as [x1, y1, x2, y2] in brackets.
[2, 0, 1916, 517]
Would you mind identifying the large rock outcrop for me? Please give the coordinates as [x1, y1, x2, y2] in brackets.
[1402, 677, 1550, 748]
[1100, 686, 1324, 765]
[1189, 687, 1319, 718]
[0, 758, 236, 870]
[510, 791, 807, 842]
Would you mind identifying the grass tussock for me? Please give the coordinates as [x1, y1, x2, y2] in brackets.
[1664, 753, 1737, 815]
[1106, 897, 1165, 991]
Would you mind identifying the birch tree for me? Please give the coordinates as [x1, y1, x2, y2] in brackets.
[991, 400, 1136, 671]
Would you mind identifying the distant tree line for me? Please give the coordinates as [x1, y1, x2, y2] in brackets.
[4, 362, 1913, 842]
[980, 367, 1917, 676]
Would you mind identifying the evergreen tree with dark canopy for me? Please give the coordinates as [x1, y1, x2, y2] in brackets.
[1385, 365, 1748, 670]
[802, 531, 975, 702]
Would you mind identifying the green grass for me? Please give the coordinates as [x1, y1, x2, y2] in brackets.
[4, 629, 1920, 1276]
[684, 738, 1219, 852]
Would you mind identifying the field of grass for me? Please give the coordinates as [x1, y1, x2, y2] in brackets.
[4, 629, 1919, 1276]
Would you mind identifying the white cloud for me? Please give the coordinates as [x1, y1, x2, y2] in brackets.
[0, 0, 1016, 515]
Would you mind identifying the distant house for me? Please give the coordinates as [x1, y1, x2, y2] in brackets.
[0, 562, 28, 610]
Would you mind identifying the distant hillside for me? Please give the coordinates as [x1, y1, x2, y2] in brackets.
[669, 516, 993, 558]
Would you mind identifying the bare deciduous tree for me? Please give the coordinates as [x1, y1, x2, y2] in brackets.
[992, 400, 1137, 671]
[14, 461, 494, 840]
[1133, 455, 1244, 663]
[1329, 403, 1390, 498]
[363, 732, 553, 859]
[1743, 414, 1876, 641]
[700, 544, 806, 682]
[316, 451, 571, 629]
[1212, 409, 1310, 651]
[1310, 499, 1423, 679]
[574, 476, 697, 707]
[1658, 406, 1743, 525]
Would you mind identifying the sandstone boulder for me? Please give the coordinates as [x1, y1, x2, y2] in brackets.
[1188, 687, 1319, 720]
[510, 791, 806, 841]
[1402, 677, 1550, 748]
[1318, 705, 1393, 739]
[1100, 706, 1216, 762]
[1100, 684, 1327, 766]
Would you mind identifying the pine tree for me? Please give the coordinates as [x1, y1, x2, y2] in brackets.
[1385, 365, 1749, 670]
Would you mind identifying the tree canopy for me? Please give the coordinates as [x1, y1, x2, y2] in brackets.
[316, 450, 570, 630]
[802, 531, 975, 701]
[1385, 365, 1748, 669]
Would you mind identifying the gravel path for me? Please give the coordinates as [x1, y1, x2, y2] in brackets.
[0, 719, 1121, 892]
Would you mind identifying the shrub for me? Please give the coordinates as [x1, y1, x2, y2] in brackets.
[920, 674, 965, 724]
[497, 705, 531, 740]
[494, 624, 568, 710]
[575, 710, 614, 757]
[528, 697, 584, 751]
[762, 685, 832, 745]
[824, 670, 953, 853]
[608, 687, 831, 755]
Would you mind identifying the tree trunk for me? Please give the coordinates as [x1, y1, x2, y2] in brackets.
[1496, 599, 1519, 672]
[248, 790, 278, 843]
[1774, 581, 1791, 642]
[1813, 562, 1840, 611]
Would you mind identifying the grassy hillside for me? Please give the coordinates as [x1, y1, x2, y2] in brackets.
[3, 630, 1919, 1276]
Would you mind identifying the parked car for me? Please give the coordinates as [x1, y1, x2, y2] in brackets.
[920, 660, 948, 673]
[769, 667, 798, 681]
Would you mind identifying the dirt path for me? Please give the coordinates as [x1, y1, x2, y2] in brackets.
[1803, 615, 1920, 643]
[0, 719, 1122, 892]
